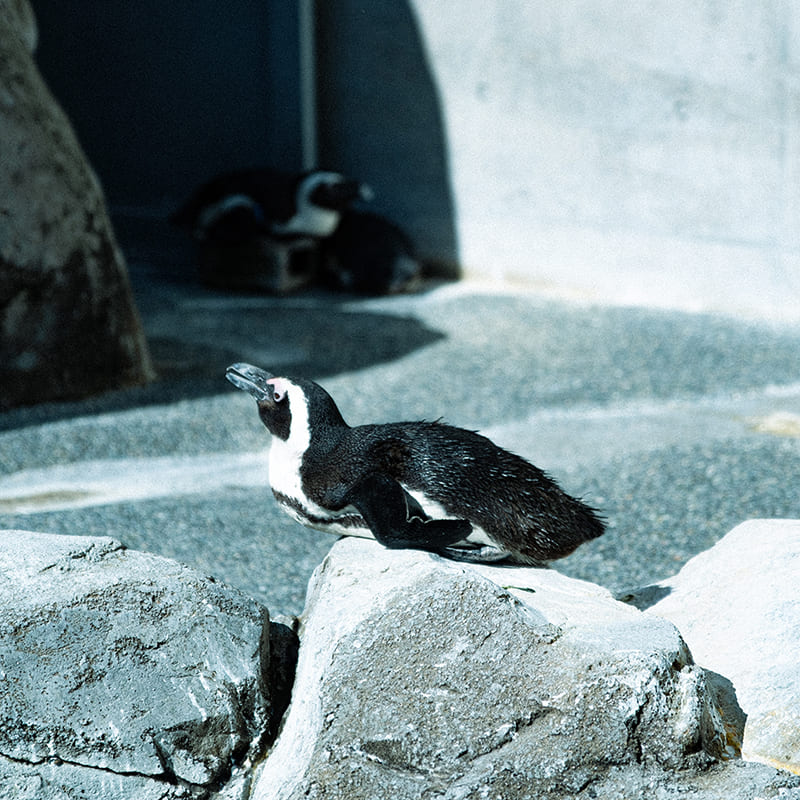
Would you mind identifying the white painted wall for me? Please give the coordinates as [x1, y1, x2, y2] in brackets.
[411, 2, 800, 319]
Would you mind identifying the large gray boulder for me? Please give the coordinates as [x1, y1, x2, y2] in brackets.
[626, 519, 800, 775]
[0, 531, 273, 798]
[250, 537, 799, 800]
[0, 0, 153, 411]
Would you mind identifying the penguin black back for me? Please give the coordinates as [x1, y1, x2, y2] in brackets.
[306, 420, 604, 564]
[226, 363, 605, 564]
[170, 168, 299, 234]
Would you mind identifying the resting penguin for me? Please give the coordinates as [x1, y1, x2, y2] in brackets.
[320, 208, 423, 295]
[226, 363, 605, 564]
[170, 167, 371, 242]
[171, 168, 371, 292]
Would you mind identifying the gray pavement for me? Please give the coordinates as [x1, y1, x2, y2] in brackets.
[2, 261, 800, 616]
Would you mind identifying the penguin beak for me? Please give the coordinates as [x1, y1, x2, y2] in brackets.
[226, 363, 274, 402]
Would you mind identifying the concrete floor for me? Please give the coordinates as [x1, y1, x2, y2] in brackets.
[2, 262, 799, 616]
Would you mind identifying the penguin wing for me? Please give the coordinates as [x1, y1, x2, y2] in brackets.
[343, 473, 472, 553]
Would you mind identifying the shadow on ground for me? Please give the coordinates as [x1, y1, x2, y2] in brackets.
[0, 260, 445, 431]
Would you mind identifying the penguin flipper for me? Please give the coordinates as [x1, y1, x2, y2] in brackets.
[343, 473, 472, 553]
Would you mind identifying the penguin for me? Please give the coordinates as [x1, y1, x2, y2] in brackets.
[320, 208, 423, 295]
[170, 168, 371, 293]
[226, 363, 605, 564]
[170, 167, 371, 243]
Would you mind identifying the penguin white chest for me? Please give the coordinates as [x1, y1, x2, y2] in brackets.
[266, 397, 373, 538]
[270, 206, 339, 237]
[266, 383, 319, 513]
[267, 442, 373, 538]
[267, 441, 307, 507]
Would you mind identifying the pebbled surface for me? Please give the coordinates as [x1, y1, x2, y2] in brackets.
[1, 263, 799, 614]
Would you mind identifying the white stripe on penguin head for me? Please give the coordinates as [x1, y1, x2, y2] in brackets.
[270, 172, 343, 237]
[282, 380, 311, 454]
[264, 377, 311, 453]
[267, 378, 312, 504]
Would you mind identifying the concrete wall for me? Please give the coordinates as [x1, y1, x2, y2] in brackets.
[33, 1, 303, 210]
[407, 1, 800, 317]
[315, 2, 458, 273]
[31, 2, 800, 317]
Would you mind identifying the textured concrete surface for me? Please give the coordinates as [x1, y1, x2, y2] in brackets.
[1, 261, 800, 616]
[418, 2, 800, 317]
[321, 2, 800, 318]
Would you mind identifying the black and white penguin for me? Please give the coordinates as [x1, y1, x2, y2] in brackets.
[226, 363, 605, 564]
[320, 209, 423, 295]
[170, 167, 371, 243]
[170, 168, 371, 293]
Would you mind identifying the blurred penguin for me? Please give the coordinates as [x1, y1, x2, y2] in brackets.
[321, 208, 423, 295]
[170, 168, 370, 292]
[171, 167, 370, 242]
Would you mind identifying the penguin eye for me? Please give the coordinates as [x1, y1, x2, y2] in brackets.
[267, 379, 288, 404]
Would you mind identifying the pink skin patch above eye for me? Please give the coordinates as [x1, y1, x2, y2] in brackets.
[266, 377, 289, 403]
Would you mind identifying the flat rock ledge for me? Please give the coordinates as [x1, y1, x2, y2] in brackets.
[1, 525, 799, 800]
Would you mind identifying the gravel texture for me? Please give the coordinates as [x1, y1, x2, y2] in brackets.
[1, 261, 799, 615]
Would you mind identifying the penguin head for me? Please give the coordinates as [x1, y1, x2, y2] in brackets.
[301, 171, 373, 212]
[226, 362, 346, 443]
[271, 171, 373, 238]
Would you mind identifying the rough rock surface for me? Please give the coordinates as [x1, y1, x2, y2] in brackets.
[0, 755, 190, 800]
[2, 527, 797, 799]
[250, 537, 799, 800]
[624, 518, 800, 775]
[0, 531, 273, 798]
[0, 0, 153, 411]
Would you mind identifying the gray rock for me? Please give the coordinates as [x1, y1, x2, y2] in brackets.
[626, 519, 800, 775]
[2, 0, 37, 52]
[0, 531, 272, 796]
[0, 754, 189, 800]
[251, 538, 799, 799]
[0, 0, 153, 411]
